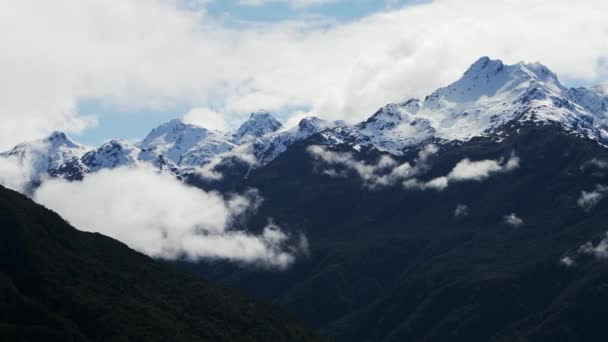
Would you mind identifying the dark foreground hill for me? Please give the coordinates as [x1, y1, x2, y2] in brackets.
[185, 123, 608, 342]
[0, 185, 321, 342]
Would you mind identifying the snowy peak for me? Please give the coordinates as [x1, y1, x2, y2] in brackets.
[319, 57, 608, 154]
[81, 139, 140, 172]
[297, 116, 335, 135]
[0, 131, 87, 179]
[235, 111, 283, 142]
[427, 57, 561, 107]
[358, 99, 421, 132]
[139, 118, 221, 165]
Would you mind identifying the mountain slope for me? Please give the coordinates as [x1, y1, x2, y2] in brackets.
[0, 185, 321, 341]
[184, 122, 608, 342]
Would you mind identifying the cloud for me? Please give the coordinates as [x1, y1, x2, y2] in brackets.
[560, 232, 608, 266]
[307, 144, 437, 189]
[577, 184, 608, 212]
[0, 157, 31, 193]
[581, 158, 608, 171]
[309, 144, 519, 191]
[454, 204, 469, 218]
[196, 144, 258, 181]
[33, 166, 305, 269]
[238, 0, 342, 7]
[182, 107, 228, 132]
[404, 154, 520, 191]
[503, 213, 524, 227]
[578, 233, 608, 259]
[2, 0, 608, 148]
[560, 256, 575, 267]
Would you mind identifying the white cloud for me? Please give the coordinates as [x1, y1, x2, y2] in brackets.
[0, 157, 31, 193]
[3, 0, 606, 278]
[404, 154, 520, 191]
[238, 0, 342, 7]
[454, 204, 469, 218]
[196, 144, 258, 181]
[309, 145, 519, 191]
[579, 233, 608, 259]
[560, 256, 575, 267]
[307, 144, 437, 188]
[577, 184, 608, 212]
[33, 166, 305, 269]
[581, 158, 608, 171]
[2, 0, 608, 149]
[504, 213, 524, 227]
[182, 107, 228, 132]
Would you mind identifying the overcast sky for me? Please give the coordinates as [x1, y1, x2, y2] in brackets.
[2, 0, 607, 148]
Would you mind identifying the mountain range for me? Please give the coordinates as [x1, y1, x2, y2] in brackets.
[3, 57, 608, 190]
[4, 57, 608, 341]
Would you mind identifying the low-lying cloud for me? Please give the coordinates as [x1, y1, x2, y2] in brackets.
[577, 184, 608, 212]
[0, 157, 31, 193]
[34, 166, 305, 269]
[196, 145, 258, 181]
[454, 204, 469, 218]
[307, 144, 438, 189]
[562, 232, 608, 267]
[578, 233, 608, 259]
[308, 144, 520, 191]
[404, 154, 520, 191]
[503, 213, 524, 227]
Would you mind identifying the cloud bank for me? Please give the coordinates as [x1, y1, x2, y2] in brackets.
[34, 166, 305, 269]
[2, 0, 608, 148]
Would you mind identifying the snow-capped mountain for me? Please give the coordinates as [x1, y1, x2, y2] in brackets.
[0, 131, 88, 181]
[251, 116, 338, 164]
[138, 119, 235, 167]
[2, 57, 608, 184]
[318, 57, 608, 155]
[81, 140, 142, 172]
[234, 111, 284, 143]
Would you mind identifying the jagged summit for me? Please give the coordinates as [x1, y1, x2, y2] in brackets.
[235, 111, 283, 142]
[81, 139, 141, 172]
[0, 131, 87, 181]
[2, 57, 608, 183]
[427, 57, 561, 106]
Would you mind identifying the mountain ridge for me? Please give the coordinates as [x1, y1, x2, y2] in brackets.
[2, 56, 607, 188]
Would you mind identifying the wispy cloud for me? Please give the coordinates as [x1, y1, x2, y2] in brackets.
[404, 154, 520, 191]
[454, 204, 469, 218]
[196, 144, 258, 181]
[503, 213, 524, 227]
[562, 232, 608, 267]
[307, 144, 437, 189]
[577, 184, 608, 212]
[309, 144, 519, 191]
